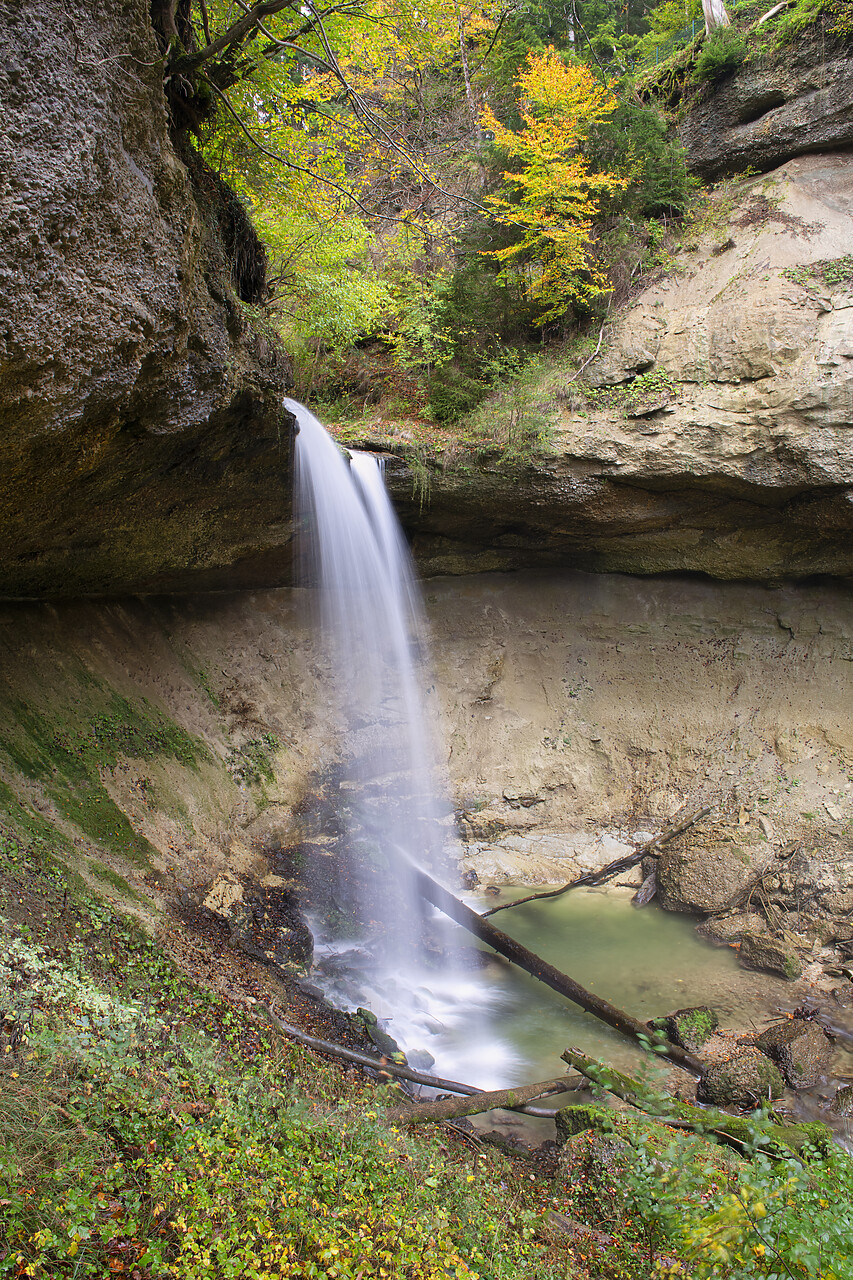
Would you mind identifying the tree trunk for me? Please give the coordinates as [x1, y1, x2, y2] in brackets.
[561, 1048, 831, 1156]
[388, 1075, 578, 1125]
[703, 0, 731, 32]
[412, 867, 703, 1075]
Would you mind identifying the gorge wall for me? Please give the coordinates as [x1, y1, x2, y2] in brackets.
[0, 575, 848, 909]
[2, 5, 853, 595]
[0, 0, 290, 599]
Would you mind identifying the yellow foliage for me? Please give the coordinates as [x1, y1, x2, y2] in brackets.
[481, 47, 624, 320]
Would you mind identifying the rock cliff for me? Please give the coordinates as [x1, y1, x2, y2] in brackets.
[679, 29, 853, 182]
[0, 0, 291, 598]
[387, 154, 853, 581]
[2, 4, 852, 595]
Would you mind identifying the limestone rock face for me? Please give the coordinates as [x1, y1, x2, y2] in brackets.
[656, 839, 770, 915]
[0, 0, 291, 598]
[389, 154, 853, 582]
[680, 32, 853, 182]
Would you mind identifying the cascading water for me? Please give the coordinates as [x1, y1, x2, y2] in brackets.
[290, 399, 512, 1084]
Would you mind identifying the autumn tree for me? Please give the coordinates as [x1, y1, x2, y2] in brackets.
[481, 47, 623, 322]
[150, 1, 510, 392]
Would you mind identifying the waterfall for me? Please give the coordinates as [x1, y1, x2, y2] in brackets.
[290, 399, 512, 1084]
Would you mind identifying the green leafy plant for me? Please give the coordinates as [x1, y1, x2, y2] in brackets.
[694, 25, 748, 82]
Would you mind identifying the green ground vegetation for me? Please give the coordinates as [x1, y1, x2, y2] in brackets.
[0, 676, 209, 868]
[3, 823, 853, 1278]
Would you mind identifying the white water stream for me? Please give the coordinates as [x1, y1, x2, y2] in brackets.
[290, 399, 515, 1086]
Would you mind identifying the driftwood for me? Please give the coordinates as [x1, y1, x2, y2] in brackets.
[413, 866, 703, 1076]
[387, 1075, 578, 1126]
[561, 1047, 832, 1157]
[256, 1005, 564, 1118]
[481, 805, 712, 919]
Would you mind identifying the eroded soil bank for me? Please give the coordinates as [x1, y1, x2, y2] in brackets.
[0, 570, 849, 948]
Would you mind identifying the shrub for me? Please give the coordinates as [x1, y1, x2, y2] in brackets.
[694, 25, 747, 82]
[589, 100, 693, 217]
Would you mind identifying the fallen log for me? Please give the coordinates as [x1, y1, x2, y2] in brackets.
[481, 805, 712, 919]
[254, 1005, 566, 1118]
[387, 1075, 578, 1126]
[561, 1047, 832, 1157]
[412, 866, 703, 1075]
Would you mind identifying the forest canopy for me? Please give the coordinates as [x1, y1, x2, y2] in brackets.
[148, 0, 743, 409]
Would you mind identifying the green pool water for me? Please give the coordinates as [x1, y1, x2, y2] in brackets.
[465, 885, 797, 1089]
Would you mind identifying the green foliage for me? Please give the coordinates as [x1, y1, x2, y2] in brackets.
[225, 734, 281, 786]
[0, 692, 208, 865]
[588, 99, 693, 216]
[625, 0, 703, 67]
[0, 856, 560, 1280]
[584, 366, 678, 413]
[783, 254, 853, 293]
[694, 25, 748, 82]
[463, 351, 557, 464]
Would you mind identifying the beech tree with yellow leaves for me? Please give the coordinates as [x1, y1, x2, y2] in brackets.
[481, 47, 624, 322]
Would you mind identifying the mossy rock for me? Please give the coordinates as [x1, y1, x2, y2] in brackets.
[555, 1103, 620, 1143]
[739, 932, 802, 980]
[756, 1019, 832, 1088]
[650, 1005, 719, 1053]
[697, 1047, 785, 1108]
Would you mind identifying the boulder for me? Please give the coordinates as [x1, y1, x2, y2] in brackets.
[650, 1006, 719, 1054]
[696, 911, 767, 947]
[555, 1103, 617, 1143]
[656, 840, 769, 916]
[738, 932, 802, 981]
[756, 1019, 833, 1088]
[697, 1048, 785, 1108]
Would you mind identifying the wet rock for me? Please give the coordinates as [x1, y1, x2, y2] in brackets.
[657, 839, 769, 916]
[830, 1084, 853, 1117]
[738, 932, 802, 981]
[365, 1023, 407, 1064]
[650, 1006, 719, 1054]
[696, 911, 766, 947]
[407, 1048, 436, 1072]
[632, 870, 657, 907]
[202, 873, 313, 972]
[755, 1019, 833, 1089]
[697, 1048, 785, 1108]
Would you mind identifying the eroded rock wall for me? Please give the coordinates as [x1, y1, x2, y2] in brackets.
[0, 0, 292, 598]
[679, 30, 853, 182]
[388, 155, 853, 581]
[0, 574, 848, 901]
